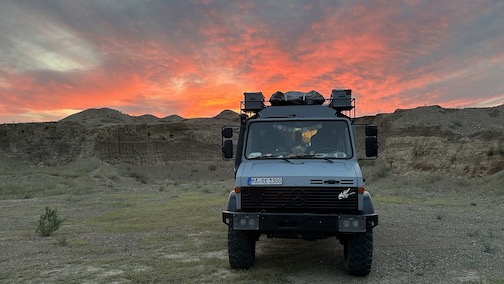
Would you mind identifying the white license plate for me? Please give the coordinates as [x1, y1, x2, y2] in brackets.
[248, 177, 283, 185]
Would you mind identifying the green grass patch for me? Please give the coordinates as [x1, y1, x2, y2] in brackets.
[127, 171, 148, 184]
[374, 194, 465, 206]
[92, 192, 226, 233]
[489, 278, 504, 284]
[78, 189, 293, 282]
[0, 178, 94, 199]
[0, 183, 34, 199]
[375, 167, 391, 178]
[121, 257, 230, 283]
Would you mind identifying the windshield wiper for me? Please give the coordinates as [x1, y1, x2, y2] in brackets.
[281, 157, 293, 163]
[322, 157, 333, 163]
[291, 154, 334, 163]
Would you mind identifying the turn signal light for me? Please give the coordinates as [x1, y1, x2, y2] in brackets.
[358, 187, 365, 194]
[234, 187, 241, 193]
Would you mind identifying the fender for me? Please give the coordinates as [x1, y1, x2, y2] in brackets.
[362, 191, 375, 214]
[226, 191, 237, 211]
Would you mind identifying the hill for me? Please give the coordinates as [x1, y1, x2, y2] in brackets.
[0, 105, 502, 177]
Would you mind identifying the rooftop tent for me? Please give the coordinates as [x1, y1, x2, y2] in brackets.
[269, 90, 325, 106]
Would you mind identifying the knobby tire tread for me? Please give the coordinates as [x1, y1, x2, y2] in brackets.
[228, 227, 255, 269]
[344, 230, 373, 276]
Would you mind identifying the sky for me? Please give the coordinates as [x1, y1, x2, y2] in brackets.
[1, 0, 503, 123]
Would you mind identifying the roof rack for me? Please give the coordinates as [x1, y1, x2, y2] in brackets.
[240, 89, 356, 119]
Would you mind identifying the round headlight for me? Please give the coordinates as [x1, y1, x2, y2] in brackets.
[343, 220, 350, 227]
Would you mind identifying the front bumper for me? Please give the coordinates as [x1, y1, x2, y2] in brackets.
[222, 211, 378, 233]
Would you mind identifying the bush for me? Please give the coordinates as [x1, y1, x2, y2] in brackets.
[36, 207, 65, 237]
[128, 172, 148, 184]
[208, 164, 217, 171]
[375, 167, 391, 178]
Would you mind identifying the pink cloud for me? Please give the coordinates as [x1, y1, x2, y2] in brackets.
[0, 0, 503, 122]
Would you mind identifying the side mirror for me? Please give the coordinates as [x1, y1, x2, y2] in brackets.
[365, 137, 378, 157]
[365, 123, 378, 157]
[365, 123, 377, 136]
[222, 127, 233, 139]
[222, 140, 234, 159]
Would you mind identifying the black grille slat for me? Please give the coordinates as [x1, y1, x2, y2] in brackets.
[241, 187, 358, 212]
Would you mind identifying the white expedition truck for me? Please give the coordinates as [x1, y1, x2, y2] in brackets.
[221, 89, 379, 276]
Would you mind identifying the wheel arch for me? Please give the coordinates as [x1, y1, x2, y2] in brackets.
[362, 191, 375, 214]
[227, 191, 238, 212]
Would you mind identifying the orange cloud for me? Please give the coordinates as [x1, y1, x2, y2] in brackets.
[0, 1, 503, 123]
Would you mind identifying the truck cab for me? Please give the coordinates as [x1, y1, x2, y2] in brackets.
[221, 90, 378, 276]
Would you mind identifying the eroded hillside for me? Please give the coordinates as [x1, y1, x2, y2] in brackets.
[0, 106, 502, 177]
[369, 105, 503, 177]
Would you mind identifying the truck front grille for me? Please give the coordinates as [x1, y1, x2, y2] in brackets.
[240, 187, 358, 212]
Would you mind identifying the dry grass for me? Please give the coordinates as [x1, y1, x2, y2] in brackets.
[0, 164, 503, 283]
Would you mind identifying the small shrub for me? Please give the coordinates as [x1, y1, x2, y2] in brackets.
[452, 121, 462, 128]
[359, 160, 376, 167]
[208, 164, 217, 171]
[488, 147, 504, 156]
[375, 167, 390, 178]
[450, 155, 457, 163]
[128, 172, 148, 184]
[36, 207, 65, 237]
[482, 243, 495, 254]
[467, 229, 479, 238]
[108, 174, 119, 181]
[427, 174, 443, 184]
[455, 178, 471, 187]
[56, 236, 68, 247]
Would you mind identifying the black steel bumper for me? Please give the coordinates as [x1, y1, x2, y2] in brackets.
[222, 211, 378, 233]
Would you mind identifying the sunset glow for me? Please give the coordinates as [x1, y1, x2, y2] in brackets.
[1, 0, 503, 122]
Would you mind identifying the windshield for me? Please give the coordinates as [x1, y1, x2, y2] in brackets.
[245, 120, 353, 159]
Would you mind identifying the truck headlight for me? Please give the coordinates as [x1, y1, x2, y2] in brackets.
[338, 216, 366, 232]
[233, 214, 260, 230]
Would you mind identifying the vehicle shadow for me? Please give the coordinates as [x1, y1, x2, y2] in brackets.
[253, 237, 345, 273]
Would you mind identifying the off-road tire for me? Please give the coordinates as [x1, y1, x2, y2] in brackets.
[344, 230, 373, 276]
[228, 227, 256, 269]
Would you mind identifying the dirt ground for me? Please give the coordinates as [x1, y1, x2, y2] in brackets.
[0, 160, 502, 283]
[0, 105, 502, 283]
[256, 168, 504, 284]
